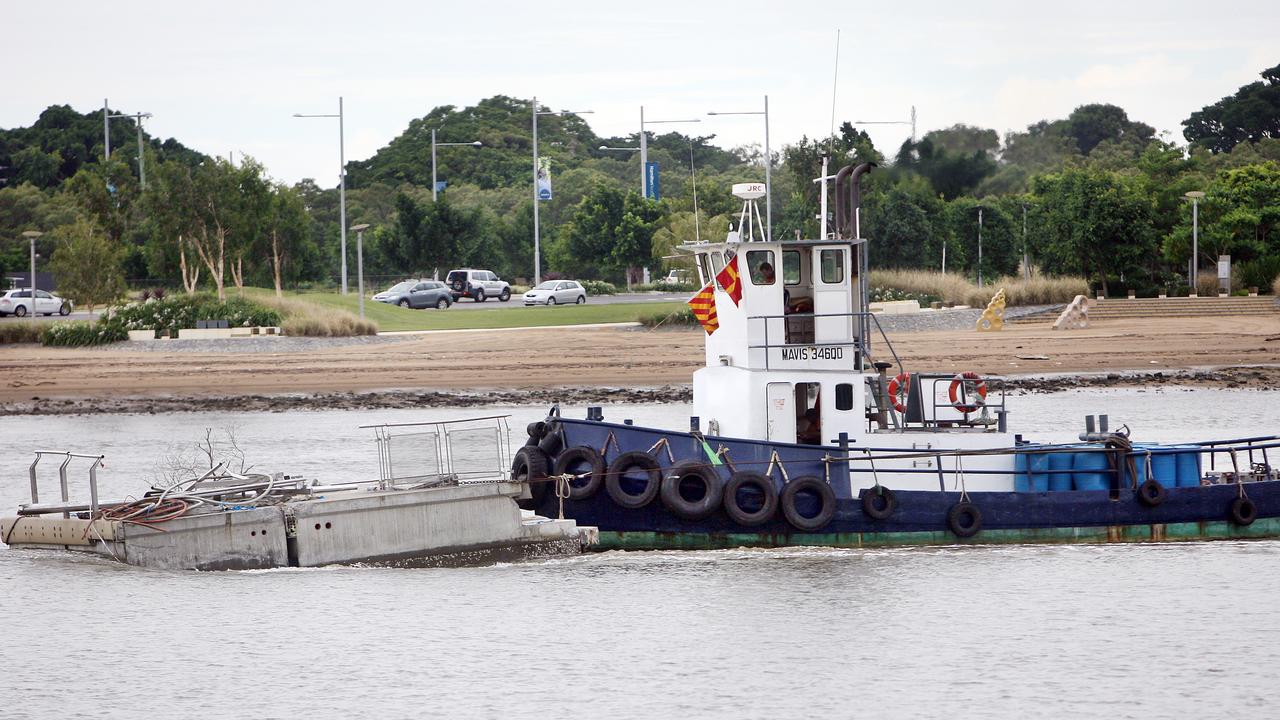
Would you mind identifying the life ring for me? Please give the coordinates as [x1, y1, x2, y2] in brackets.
[660, 460, 724, 520]
[1136, 478, 1166, 507]
[781, 476, 836, 531]
[1230, 497, 1257, 526]
[860, 486, 897, 520]
[606, 451, 663, 509]
[948, 371, 987, 413]
[947, 501, 983, 537]
[886, 373, 911, 413]
[723, 471, 778, 526]
[511, 446, 550, 510]
[553, 446, 605, 500]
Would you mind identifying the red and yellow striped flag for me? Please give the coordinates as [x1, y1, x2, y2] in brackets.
[715, 252, 743, 306]
[687, 283, 719, 335]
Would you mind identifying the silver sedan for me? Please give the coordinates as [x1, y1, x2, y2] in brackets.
[523, 280, 587, 306]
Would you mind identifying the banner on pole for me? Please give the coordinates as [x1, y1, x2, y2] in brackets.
[645, 161, 660, 200]
[537, 157, 552, 201]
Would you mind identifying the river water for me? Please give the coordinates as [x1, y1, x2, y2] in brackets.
[3, 387, 1279, 718]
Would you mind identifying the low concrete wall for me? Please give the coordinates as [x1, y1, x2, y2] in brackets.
[290, 483, 526, 567]
[121, 507, 288, 571]
[869, 300, 921, 315]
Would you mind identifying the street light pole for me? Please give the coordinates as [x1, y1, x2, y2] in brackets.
[977, 207, 984, 288]
[707, 95, 771, 240]
[22, 231, 42, 317]
[107, 110, 153, 190]
[1022, 203, 1029, 281]
[351, 223, 370, 318]
[294, 97, 349, 294]
[531, 97, 592, 285]
[634, 107, 699, 199]
[103, 99, 110, 160]
[1185, 191, 1205, 293]
[431, 130, 483, 202]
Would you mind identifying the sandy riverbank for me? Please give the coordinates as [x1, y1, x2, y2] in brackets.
[1, 315, 1277, 414]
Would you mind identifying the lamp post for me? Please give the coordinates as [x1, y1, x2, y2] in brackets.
[350, 223, 370, 318]
[637, 107, 700, 199]
[294, 97, 349, 294]
[1185, 191, 1205, 293]
[708, 96, 772, 240]
[976, 206, 984, 288]
[431, 130, 482, 202]
[106, 110, 153, 189]
[22, 230, 42, 317]
[1021, 203, 1030, 281]
[531, 97, 593, 285]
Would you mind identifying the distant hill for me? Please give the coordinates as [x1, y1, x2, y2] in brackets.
[0, 104, 206, 190]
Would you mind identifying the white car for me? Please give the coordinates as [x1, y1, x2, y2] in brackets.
[0, 289, 72, 317]
[523, 280, 587, 306]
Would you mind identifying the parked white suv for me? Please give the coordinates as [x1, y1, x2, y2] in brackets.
[446, 269, 511, 302]
[0, 289, 72, 317]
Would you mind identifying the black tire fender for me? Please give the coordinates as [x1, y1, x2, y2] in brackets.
[947, 502, 982, 538]
[860, 486, 897, 520]
[1137, 478, 1167, 507]
[512, 446, 550, 510]
[554, 446, 605, 501]
[606, 451, 662, 509]
[723, 471, 778, 526]
[1230, 497, 1257, 527]
[537, 421, 564, 457]
[660, 459, 724, 520]
[781, 476, 836, 531]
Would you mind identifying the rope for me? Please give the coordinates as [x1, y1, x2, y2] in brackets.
[553, 473, 572, 520]
[1230, 448, 1249, 499]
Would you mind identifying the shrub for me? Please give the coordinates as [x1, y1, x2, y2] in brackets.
[41, 319, 128, 347]
[111, 294, 283, 334]
[633, 281, 700, 293]
[0, 322, 44, 344]
[255, 296, 378, 337]
[580, 279, 619, 296]
[1195, 271, 1242, 297]
[638, 306, 697, 328]
[1272, 274, 1280, 296]
[1239, 257, 1280, 292]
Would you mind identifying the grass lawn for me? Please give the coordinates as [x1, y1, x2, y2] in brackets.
[243, 288, 686, 332]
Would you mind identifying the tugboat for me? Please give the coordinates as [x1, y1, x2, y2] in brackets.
[514, 163, 1280, 550]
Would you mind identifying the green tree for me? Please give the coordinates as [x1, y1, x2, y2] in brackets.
[1183, 64, 1280, 153]
[48, 219, 126, 311]
[1032, 169, 1157, 294]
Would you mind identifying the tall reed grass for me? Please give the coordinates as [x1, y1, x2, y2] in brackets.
[0, 322, 45, 344]
[256, 296, 379, 336]
[868, 269, 1087, 307]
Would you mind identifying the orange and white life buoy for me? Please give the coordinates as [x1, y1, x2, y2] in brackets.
[886, 373, 911, 413]
[948, 371, 987, 413]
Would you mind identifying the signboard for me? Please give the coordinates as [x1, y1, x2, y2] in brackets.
[537, 157, 552, 201]
[645, 161, 660, 200]
[761, 344, 857, 371]
[434, 181, 447, 193]
[1217, 255, 1230, 280]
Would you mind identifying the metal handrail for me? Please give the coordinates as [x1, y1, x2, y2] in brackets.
[28, 450, 105, 517]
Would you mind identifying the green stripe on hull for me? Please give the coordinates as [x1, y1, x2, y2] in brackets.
[595, 518, 1280, 551]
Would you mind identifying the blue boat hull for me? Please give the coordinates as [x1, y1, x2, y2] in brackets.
[524, 418, 1280, 549]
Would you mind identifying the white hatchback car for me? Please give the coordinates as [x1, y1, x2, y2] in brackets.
[0, 289, 72, 317]
[523, 280, 587, 306]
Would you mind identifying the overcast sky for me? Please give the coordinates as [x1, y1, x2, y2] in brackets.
[6, 0, 1277, 186]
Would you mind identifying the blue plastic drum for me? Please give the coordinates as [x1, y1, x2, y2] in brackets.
[1073, 451, 1110, 491]
[1175, 446, 1203, 488]
[1028, 453, 1050, 493]
[1048, 451, 1075, 492]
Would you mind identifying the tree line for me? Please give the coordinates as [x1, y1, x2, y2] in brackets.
[1, 64, 1278, 303]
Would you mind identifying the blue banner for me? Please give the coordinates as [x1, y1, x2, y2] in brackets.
[645, 162, 660, 201]
[537, 157, 552, 201]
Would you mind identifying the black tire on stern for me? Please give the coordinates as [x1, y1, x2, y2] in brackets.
[511, 446, 550, 510]
[781, 476, 836, 531]
[660, 459, 724, 520]
[606, 451, 662, 509]
[947, 502, 983, 538]
[1230, 497, 1257, 527]
[1136, 478, 1167, 507]
[723, 471, 778, 526]
[554, 446, 605, 500]
[860, 486, 897, 520]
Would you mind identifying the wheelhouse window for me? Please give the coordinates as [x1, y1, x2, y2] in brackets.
[835, 383, 854, 411]
[820, 249, 844, 284]
[746, 250, 776, 285]
[783, 250, 801, 285]
[695, 253, 712, 285]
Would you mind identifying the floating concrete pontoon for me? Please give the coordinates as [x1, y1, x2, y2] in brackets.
[2, 416, 595, 570]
